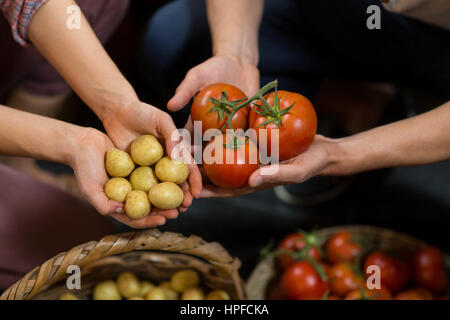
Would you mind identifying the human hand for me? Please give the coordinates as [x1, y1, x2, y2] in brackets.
[167, 54, 260, 112]
[69, 128, 179, 228]
[102, 100, 202, 212]
[200, 135, 338, 198]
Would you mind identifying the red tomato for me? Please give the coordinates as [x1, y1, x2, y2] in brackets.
[277, 232, 322, 268]
[364, 252, 411, 293]
[191, 83, 249, 134]
[203, 134, 259, 188]
[249, 90, 317, 161]
[395, 288, 433, 300]
[282, 261, 329, 300]
[329, 263, 365, 298]
[412, 246, 448, 294]
[345, 287, 392, 300]
[326, 231, 362, 264]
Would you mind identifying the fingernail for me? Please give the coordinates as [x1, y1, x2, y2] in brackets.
[252, 176, 263, 187]
[115, 207, 123, 214]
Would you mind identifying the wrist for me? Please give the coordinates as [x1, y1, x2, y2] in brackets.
[319, 136, 360, 176]
[213, 43, 259, 67]
[91, 86, 139, 124]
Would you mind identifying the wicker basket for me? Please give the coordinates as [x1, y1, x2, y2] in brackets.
[1, 229, 245, 300]
[246, 225, 450, 300]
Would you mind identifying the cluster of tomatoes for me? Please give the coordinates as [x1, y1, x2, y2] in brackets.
[267, 230, 449, 300]
[191, 81, 317, 188]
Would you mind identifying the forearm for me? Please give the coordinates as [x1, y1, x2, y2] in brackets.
[326, 101, 450, 175]
[0, 105, 83, 165]
[28, 0, 137, 121]
[207, 0, 264, 65]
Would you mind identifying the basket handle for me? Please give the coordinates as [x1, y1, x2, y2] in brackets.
[1, 229, 243, 300]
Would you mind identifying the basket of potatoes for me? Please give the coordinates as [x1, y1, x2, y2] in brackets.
[105, 134, 188, 219]
[1, 229, 245, 300]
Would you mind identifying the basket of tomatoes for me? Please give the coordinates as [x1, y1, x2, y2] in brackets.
[1, 229, 244, 300]
[246, 225, 449, 300]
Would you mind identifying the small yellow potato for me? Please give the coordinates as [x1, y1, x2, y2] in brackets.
[145, 287, 167, 300]
[182, 287, 205, 300]
[131, 135, 164, 166]
[58, 293, 79, 300]
[128, 296, 144, 300]
[130, 167, 159, 192]
[117, 272, 141, 298]
[139, 281, 155, 297]
[155, 156, 189, 184]
[105, 148, 135, 177]
[93, 280, 121, 300]
[160, 281, 174, 290]
[104, 178, 132, 202]
[125, 190, 151, 219]
[206, 290, 230, 300]
[148, 182, 184, 210]
[158, 281, 178, 299]
[171, 269, 200, 293]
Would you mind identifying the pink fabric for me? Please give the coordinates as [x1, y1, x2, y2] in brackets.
[0, 0, 48, 46]
[0, 164, 116, 289]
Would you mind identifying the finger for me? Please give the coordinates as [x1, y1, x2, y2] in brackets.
[180, 182, 192, 204]
[184, 115, 194, 134]
[199, 184, 253, 198]
[157, 112, 181, 158]
[110, 212, 166, 229]
[248, 164, 305, 188]
[167, 68, 204, 111]
[187, 163, 202, 199]
[151, 208, 179, 220]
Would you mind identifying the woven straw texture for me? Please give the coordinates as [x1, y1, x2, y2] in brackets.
[1, 229, 244, 300]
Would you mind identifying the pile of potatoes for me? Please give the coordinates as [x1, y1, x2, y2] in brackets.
[104, 135, 189, 219]
[58, 269, 231, 300]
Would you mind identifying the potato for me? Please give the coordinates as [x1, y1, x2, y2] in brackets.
[117, 272, 141, 298]
[128, 296, 144, 300]
[58, 293, 79, 300]
[145, 288, 167, 300]
[125, 190, 151, 219]
[131, 135, 164, 166]
[93, 280, 121, 300]
[155, 156, 189, 184]
[105, 148, 135, 177]
[161, 288, 178, 300]
[148, 182, 184, 210]
[130, 167, 159, 192]
[104, 178, 132, 202]
[139, 281, 155, 297]
[182, 287, 205, 300]
[206, 290, 230, 300]
[160, 281, 174, 290]
[171, 269, 200, 293]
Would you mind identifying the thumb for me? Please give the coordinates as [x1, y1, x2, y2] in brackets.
[248, 164, 305, 188]
[167, 69, 204, 112]
[87, 185, 123, 216]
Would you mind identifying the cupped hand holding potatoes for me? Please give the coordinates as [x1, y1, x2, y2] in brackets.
[102, 101, 202, 208]
[104, 134, 191, 227]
